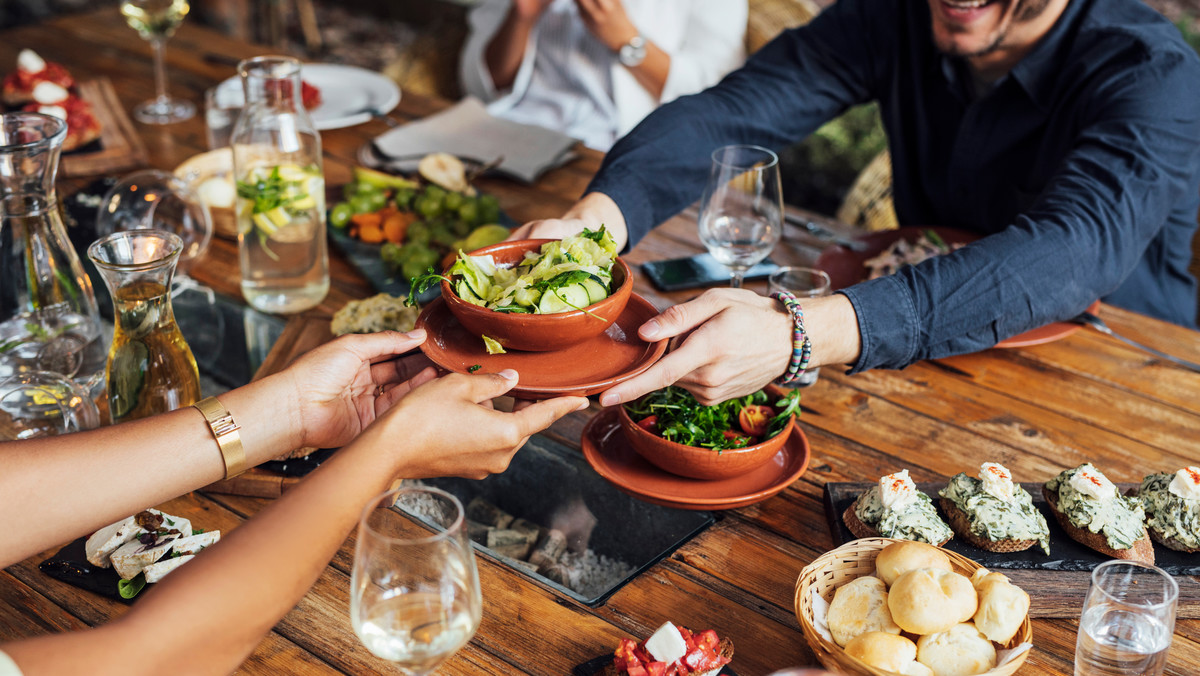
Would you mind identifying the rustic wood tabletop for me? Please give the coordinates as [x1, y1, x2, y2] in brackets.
[3, 9, 1200, 676]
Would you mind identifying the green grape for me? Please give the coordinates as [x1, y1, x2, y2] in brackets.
[364, 190, 388, 212]
[330, 202, 354, 228]
[416, 195, 443, 219]
[478, 195, 500, 224]
[350, 194, 375, 214]
[423, 185, 446, 201]
[406, 222, 432, 246]
[456, 200, 478, 225]
[444, 191, 464, 211]
[393, 188, 415, 210]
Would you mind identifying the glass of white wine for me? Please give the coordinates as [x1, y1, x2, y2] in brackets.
[351, 486, 482, 675]
[119, 0, 195, 124]
[697, 145, 784, 288]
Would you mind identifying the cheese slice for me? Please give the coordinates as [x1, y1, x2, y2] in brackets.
[979, 462, 1015, 502]
[879, 469, 918, 510]
[169, 531, 220, 556]
[110, 535, 179, 580]
[1169, 467, 1200, 500]
[1069, 464, 1117, 501]
[643, 621, 688, 665]
[37, 105, 66, 120]
[143, 554, 195, 583]
[85, 516, 141, 568]
[31, 81, 68, 105]
[17, 49, 45, 74]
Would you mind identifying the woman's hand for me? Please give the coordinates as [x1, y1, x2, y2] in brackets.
[364, 370, 589, 480]
[599, 289, 794, 405]
[279, 330, 435, 451]
[574, 0, 638, 51]
[513, 0, 555, 22]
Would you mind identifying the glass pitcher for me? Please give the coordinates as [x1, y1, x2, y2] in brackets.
[0, 112, 104, 384]
[231, 56, 329, 314]
[87, 230, 199, 423]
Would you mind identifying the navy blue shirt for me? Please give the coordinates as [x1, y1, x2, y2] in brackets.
[588, 0, 1200, 372]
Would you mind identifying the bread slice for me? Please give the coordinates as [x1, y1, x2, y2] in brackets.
[600, 636, 734, 676]
[939, 497, 1038, 553]
[1042, 485, 1154, 564]
[843, 496, 951, 546]
[1147, 526, 1200, 553]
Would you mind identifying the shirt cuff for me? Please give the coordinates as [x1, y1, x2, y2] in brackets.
[584, 164, 656, 252]
[839, 274, 920, 373]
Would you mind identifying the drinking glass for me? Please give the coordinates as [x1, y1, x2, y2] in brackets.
[0, 371, 100, 440]
[120, 0, 195, 124]
[1075, 560, 1178, 676]
[768, 267, 832, 387]
[351, 487, 482, 675]
[204, 87, 242, 150]
[697, 145, 783, 288]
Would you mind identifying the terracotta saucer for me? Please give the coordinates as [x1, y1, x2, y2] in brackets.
[581, 408, 811, 510]
[815, 226, 1100, 348]
[416, 293, 669, 398]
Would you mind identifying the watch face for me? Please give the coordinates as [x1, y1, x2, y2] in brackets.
[619, 37, 647, 67]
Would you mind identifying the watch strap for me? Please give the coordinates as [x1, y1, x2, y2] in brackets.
[193, 396, 247, 480]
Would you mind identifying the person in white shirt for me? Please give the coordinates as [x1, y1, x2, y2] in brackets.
[461, 0, 747, 151]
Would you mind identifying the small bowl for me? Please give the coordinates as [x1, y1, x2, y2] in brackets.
[440, 239, 633, 352]
[173, 148, 237, 240]
[617, 387, 795, 480]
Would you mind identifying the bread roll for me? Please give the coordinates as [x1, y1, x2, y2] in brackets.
[902, 662, 936, 676]
[888, 568, 977, 635]
[916, 622, 997, 676]
[827, 576, 901, 647]
[845, 631, 917, 672]
[876, 540, 953, 586]
[971, 569, 1030, 644]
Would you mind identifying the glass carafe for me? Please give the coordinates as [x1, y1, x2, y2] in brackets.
[231, 56, 329, 314]
[0, 112, 104, 383]
[87, 230, 199, 423]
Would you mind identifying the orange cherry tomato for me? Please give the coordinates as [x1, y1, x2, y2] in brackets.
[636, 414, 658, 432]
[738, 404, 774, 437]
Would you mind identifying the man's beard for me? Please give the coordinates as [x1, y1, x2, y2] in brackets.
[937, 0, 1055, 57]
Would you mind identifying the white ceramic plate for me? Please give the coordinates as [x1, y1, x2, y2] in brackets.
[215, 63, 401, 131]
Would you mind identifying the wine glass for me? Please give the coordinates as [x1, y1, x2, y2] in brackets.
[351, 486, 482, 675]
[120, 0, 195, 124]
[697, 145, 784, 288]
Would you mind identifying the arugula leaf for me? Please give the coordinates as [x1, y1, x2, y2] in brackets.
[404, 268, 452, 307]
[118, 573, 147, 599]
[923, 228, 949, 251]
[624, 386, 798, 451]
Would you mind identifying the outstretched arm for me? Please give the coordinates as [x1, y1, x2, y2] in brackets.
[0, 330, 434, 568]
[3, 371, 587, 675]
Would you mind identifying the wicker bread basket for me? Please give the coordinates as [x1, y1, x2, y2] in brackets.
[794, 538, 1032, 676]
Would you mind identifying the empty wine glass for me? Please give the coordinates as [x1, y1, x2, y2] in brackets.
[351, 486, 482, 675]
[120, 0, 195, 124]
[697, 145, 784, 288]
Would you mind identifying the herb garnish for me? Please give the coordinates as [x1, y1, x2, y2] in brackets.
[118, 573, 147, 599]
[467, 364, 482, 373]
[624, 386, 801, 451]
[404, 267, 451, 307]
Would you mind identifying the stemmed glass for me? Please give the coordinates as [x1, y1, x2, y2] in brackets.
[120, 0, 195, 124]
[1075, 560, 1177, 676]
[351, 487, 482, 675]
[697, 145, 784, 288]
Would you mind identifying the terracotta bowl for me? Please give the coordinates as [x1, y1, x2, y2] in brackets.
[616, 388, 796, 480]
[440, 239, 633, 352]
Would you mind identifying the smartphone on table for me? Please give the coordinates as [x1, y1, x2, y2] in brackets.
[641, 253, 782, 292]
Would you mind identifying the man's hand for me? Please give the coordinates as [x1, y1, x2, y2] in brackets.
[507, 192, 629, 250]
[370, 371, 589, 480]
[279, 330, 435, 451]
[574, 0, 638, 51]
[599, 289, 794, 406]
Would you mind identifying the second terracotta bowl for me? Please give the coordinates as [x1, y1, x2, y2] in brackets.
[617, 391, 796, 481]
[440, 239, 633, 352]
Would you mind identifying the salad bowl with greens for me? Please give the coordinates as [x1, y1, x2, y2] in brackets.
[409, 228, 633, 351]
[619, 385, 802, 480]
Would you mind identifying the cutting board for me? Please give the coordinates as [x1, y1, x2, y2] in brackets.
[824, 482, 1200, 618]
[59, 78, 148, 177]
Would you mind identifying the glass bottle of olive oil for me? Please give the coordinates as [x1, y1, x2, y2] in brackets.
[88, 231, 199, 423]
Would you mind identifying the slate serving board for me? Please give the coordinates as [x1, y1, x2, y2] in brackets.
[39, 537, 132, 605]
[823, 482, 1200, 618]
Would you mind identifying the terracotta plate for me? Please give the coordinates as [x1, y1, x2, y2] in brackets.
[815, 226, 1100, 348]
[416, 293, 668, 398]
[581, 408, 811, 510]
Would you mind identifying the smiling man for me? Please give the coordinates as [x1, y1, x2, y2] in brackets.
[513, 0, 1200, 404]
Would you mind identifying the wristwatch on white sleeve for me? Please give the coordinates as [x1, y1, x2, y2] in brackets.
[618, 35, 647, 67]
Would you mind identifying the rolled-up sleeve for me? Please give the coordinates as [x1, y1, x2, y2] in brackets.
[847, 47, 1200, 372]
[659, 1, 748, 104]
[459, 0, 538, 109]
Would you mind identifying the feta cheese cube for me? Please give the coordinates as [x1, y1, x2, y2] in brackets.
[37, 105, 66, 120]
[979, 462, 1015, 502]
[879, 469, 918, 510]
[1169, 466, 1200, 500]
[169, 531, 220, 556]
[17, 49, 45, 74]
[110, 535, 179, 580]
[1069, 464, 1117, 501]
[31, 82, 68, 105]
[643, 621, 688, 665]
[142, 554, 194, 583]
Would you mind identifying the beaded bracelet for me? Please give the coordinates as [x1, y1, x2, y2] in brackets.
[770, 290, 812, 386]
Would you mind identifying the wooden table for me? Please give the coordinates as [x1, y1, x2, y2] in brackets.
[4, 9, 1200, 676]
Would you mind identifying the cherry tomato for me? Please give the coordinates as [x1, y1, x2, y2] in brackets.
[738, 404, 774, 437]
[636, 414, 658, 433]
[722, 429, 752, 446]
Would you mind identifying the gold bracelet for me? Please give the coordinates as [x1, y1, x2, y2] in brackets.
[193, 396, 247, 480]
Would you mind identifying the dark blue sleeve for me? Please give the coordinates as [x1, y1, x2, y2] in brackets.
[844, 45, 1200, 371]
[586, 0, 891, 247]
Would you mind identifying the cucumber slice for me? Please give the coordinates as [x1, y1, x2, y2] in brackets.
[455, 280, 485, 306]
[537, 284, 591, 314]
[580, 278, 609, 305]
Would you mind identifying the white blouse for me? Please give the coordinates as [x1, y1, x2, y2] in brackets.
[461, 0, 747, 151]
[0, 651, 21, 676]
